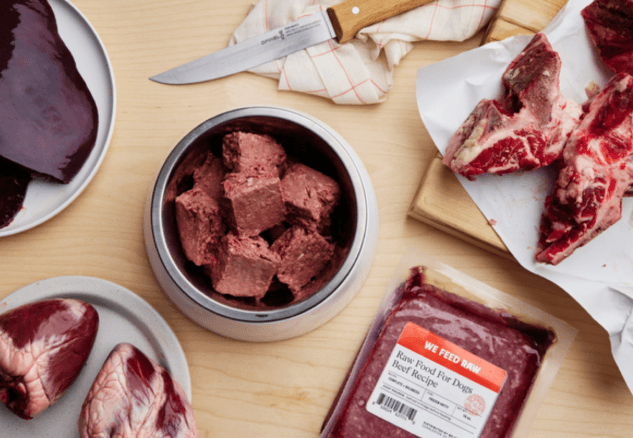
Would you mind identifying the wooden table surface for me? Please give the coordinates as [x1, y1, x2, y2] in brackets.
[1, 1, 632, 437]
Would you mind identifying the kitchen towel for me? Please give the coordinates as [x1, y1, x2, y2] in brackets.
[229, 0, 501, 104]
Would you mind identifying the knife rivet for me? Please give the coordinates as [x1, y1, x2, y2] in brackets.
[352, 6, 360, 14]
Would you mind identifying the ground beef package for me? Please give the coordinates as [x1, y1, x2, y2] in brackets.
[320, 248, 576, 438]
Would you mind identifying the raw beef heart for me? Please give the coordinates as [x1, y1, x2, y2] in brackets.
[443, 33, 581, 178]
[79, 343, 198, 438]
[0, 0, 99, 183]
[536, 72, 633, 265]
[0, 298, 99, 419]
[582, 0, 633, 75]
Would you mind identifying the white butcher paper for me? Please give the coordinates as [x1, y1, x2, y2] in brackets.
[416, 0, 633, 394]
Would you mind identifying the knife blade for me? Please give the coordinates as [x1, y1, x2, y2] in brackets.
[150, 0, 431, 85]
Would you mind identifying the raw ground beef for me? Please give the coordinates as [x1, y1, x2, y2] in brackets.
[324, 267, 555, 438]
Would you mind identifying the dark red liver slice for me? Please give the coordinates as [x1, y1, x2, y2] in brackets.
[0, 158, 31, 228]
[0, 0, 99, 184]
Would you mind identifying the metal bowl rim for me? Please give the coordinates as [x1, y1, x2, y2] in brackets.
[149, 106, 369, 323]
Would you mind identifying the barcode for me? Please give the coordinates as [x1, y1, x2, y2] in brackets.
[376, 393, 417, 421]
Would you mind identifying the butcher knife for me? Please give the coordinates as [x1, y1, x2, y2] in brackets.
[150, 0, 431, 85]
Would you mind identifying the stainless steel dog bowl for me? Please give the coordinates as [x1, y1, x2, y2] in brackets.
[144, 106, 379, 342]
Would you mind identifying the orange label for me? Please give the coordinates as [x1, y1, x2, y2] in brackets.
[398, 322, 506, 393]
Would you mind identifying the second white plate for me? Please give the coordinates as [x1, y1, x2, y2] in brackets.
[0, 276, 191, 437]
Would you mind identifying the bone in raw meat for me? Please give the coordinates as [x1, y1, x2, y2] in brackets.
[443, 33, 581, 178]
[0, 298, 99, 419]
[582, 0, 633, 75]
[79, 342, 198, 438]
[535, 72, 633, 265]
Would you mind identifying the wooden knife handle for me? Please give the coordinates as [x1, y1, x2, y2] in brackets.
[327, 0, 432, 44]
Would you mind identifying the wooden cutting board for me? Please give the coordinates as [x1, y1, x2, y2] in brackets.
[409, 0, 569, 259]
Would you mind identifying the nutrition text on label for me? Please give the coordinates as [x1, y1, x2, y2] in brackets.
[365, 323, 506, 438]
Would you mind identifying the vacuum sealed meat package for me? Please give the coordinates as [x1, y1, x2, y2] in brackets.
[320, 248, 576, 438]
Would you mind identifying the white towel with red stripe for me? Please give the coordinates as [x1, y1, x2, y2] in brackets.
[230, 0, 501, 104]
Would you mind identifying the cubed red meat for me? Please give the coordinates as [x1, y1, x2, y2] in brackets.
[280, 162, 341, 231]
[271, 225, 335, 293]
[223, 171, 286, 236]
[208, 232, 280, 299]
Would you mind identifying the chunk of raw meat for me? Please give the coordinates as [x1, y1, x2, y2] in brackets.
[0, 298, 99, 419]
[443, 33, 582, 178]
[207, 232, 280, 299]
[536, 72, 633, 265]
[175, 187, 224, 266]
[271, 225, 335, 293]
[280, 162, 341, 231]
[0, 0, 99, 184]
[222, 132, 286, 174]
[582, 0, 633, 75]
[79, 342, 198, 438]
[192, 152, 226, 201]
[223, 170, 286, 236]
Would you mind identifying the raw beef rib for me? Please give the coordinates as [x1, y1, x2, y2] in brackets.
[582, 0, 633, 75]
[0, 298, 99, 419]
[443, 33, 582, 178]
[79, 342, 198, 438]
[535, 72, 633, 265]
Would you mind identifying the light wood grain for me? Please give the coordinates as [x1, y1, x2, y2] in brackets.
[409, 153, 510, 258]
[0, 1, 632, 437]
[484, 0, 569, 42]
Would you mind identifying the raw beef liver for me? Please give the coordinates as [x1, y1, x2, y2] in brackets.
[325, 267, 555, 438]
[443, 33, 581, 178]
[582, 0, 633, 75]
[79, 342, 198, 438]
[0, 157, 31, 228]
[0, 298, 99, 419]
[0, 0, 99, 183]
[536, 72, 633, 265]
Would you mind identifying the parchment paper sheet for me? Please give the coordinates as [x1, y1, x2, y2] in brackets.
[416, 0, 633, 393]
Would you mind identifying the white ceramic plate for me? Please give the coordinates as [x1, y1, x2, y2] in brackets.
[0, 276, 191, 437]
[0, 0, 116, 237]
